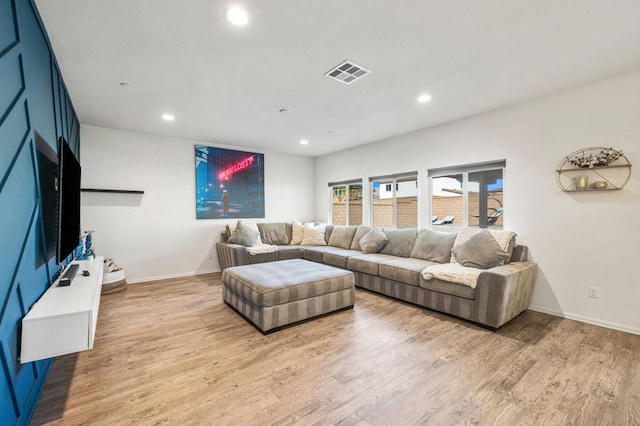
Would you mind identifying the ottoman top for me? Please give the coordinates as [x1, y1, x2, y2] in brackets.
[222, 259, 355, 307]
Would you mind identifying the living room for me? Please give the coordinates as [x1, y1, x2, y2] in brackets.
[1, 0, 639, 424]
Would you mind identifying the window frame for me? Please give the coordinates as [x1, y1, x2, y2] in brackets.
[328, 179, 363, 226]
[369, 171, 418, 228]
[428, 160, 505, 229]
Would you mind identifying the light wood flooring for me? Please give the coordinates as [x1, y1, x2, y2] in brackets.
[32, 273, 640, 425]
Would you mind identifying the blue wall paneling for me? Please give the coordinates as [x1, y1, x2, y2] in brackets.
[0, 0, 80, 424]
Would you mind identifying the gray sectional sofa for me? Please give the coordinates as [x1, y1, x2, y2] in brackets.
[216, 222, 537, 329]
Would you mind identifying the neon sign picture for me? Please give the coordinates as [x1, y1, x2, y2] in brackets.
[218, 155, 255, 180]
[195, 146, 265, 219]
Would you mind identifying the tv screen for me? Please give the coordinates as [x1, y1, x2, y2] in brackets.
[35, 134, 59, 265]
[57, 137, 81, 263]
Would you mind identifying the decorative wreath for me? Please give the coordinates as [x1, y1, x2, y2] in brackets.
[568, 147, 622, 168]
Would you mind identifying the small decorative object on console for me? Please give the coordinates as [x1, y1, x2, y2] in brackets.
[102, 258, 127, 294]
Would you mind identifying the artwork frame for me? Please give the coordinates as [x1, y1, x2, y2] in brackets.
[195, 145, 265, 219]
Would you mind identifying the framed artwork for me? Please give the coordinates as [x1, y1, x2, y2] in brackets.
[195, 145, 265, 219]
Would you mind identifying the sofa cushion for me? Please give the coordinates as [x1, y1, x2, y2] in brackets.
[379, 258, 438, 287]
[359, 227, 388, 254]
[228, 220, 260, 247]
[258, 223, 289, 245]
[328, 225, 357, 249]
[452, 230, 510, 269]
[276, 245, 304, 260]
[348, 253, 399, 276]
[301, 223, 327, 246]
[419, 277, 476, 300]
[303, 246, 342, 263]
[379, 228, 418, 257]
[323, 249, 363, 269]
[350, 225, 373, 250]
[410, 229, 457, 263]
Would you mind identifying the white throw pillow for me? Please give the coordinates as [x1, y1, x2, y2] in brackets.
[300, 223, 327, 246]
[290, 220, 306, 245]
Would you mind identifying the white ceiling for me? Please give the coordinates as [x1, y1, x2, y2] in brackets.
[35, 0, 640, 157]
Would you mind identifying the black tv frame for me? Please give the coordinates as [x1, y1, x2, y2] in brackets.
[57, 136, 81, 263]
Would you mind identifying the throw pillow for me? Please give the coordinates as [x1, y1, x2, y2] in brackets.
[228, 220, 260, 247]
[290, 220, 306, 245]
[359, 227, 388, 254]
[410, 229, 457, 263]
[451, 230, 510, 269]
[328, 226, 357, 249]
[225, 222, 237, 239]
[450, 227, 481, 263]
[350, 225, 372, 250]
[300, 223, 327, 246]
[379, 228, 418, 257]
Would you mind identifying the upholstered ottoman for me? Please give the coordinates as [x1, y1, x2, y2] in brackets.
[222, 259, 355, 333]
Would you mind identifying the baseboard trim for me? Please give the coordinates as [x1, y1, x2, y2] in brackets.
[127, 268, 222, 284]
[528, 305, 640, 336]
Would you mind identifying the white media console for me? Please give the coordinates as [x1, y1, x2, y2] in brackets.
[20, 257, 104, 364]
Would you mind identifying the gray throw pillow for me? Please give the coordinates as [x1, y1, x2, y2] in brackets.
[410, 229, 457, 263]
[451, 230, 510, 269]
[328, 226, 357, 249]
[359, 228, 388, 254]
[228, 220, 260, 247]
[258, 223, 289, 245]
[380, 228, 418, 257]
[350, 225, 372, 250]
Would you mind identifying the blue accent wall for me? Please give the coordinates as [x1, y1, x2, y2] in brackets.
[0, 0, 80, 424]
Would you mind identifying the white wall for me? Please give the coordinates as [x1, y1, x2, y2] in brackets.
[315, 70, 640, 334]
[80, 125, 315, 282]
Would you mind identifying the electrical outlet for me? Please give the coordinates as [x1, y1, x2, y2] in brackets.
[588, 287, 600, 299]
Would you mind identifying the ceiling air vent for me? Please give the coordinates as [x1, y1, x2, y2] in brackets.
[325, 60, 370, 85]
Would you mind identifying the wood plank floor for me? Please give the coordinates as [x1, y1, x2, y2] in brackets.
[32, 273, 640, 425]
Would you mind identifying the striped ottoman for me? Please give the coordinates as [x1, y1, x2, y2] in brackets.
[222, 259, 355, 333]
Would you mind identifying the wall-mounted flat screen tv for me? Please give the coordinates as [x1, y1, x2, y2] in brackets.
[57, 137, 81, 263]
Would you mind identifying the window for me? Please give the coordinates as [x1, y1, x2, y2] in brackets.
[329, 180, 363, 225]
[429, 160, 505, 230]
[370, 172, 418, 228]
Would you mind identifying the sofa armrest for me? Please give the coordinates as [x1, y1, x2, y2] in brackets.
[475, 261, 538, 329]
[216, 242, 248, 270]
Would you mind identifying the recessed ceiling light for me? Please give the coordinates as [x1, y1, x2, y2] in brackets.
[279, 108, 290, 114]
[300, 139, 309, 145]
[417, 94, 432, 103]
[161, 114, 175, 121]
[226, 6, 248, 26]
